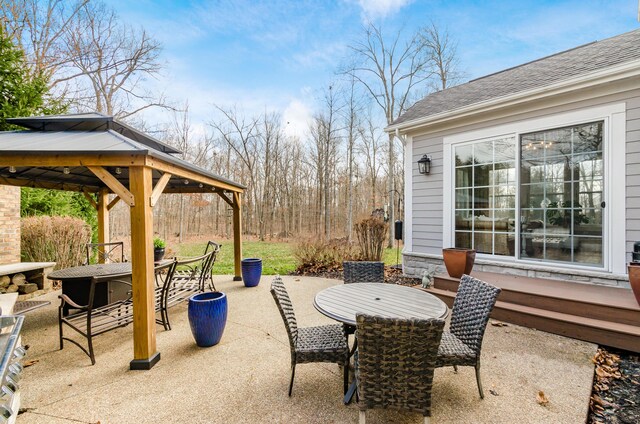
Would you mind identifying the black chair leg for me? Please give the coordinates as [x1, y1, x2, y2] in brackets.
[88, 335, 96, 365]
[288, 364, 296, 396]
[58, 308, 64, 350]
[475, 363, 484, 399]
[343, 360, 349, 394]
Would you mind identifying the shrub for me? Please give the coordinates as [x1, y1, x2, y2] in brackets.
[354, 216, 388, 261]
[295, 238, 360, 273]
[21, 216, 91, 269]
[153, 237, 166, 249]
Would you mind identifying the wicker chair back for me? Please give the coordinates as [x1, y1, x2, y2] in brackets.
[343, 261, 385, 284]
[355, 314, 444, 417]
[449, 274, 501, 355]
[270, 277, 298, 350]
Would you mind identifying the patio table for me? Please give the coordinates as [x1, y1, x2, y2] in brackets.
[313, 283, 448, 403]
[49, 263, 132, 315]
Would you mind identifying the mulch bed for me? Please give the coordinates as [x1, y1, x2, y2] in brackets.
[291, 265, 421, 287]
[589, 347, 640, 424]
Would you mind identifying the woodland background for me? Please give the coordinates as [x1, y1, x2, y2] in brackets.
[1, 0, 462, 245]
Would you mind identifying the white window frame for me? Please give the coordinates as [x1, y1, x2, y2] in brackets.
[443, 102, 626, 273]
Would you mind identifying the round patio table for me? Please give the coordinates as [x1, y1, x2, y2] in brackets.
[314, 282, 448, 404]
[313, 282, 448, 326]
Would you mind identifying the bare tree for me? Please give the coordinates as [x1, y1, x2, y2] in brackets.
[1, 0, 87, 85]
[343, 23, 434, 246]
[420, 22, 464, 91]
[62, 1, 166, 118]
[341, 76, 362, 241]
[309, 85, 342, 239]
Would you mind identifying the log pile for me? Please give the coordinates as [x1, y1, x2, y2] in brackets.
[0, 273, 38, 294]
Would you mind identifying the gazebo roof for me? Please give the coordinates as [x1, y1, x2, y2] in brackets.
[8, 112, 181, 154]
[0, 113, 245, 195]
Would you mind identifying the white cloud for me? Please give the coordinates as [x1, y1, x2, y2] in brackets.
[283, 98, 313, 138]
[356, 0, 413, 20]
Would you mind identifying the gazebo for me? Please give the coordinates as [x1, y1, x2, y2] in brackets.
[0, 113, 245, 369]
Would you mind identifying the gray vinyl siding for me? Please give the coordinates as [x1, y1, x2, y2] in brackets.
[412, 134, 444, 254]
[626, 94, 640, 262]
[410, 88, 640, 273]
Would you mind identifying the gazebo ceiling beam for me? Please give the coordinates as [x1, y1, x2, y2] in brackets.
[0, 176, 101, 192]
[0, 153, 148, 168]
[150, 173, 172, 207]
[81, 188, 98, 209]
[87, 165, 135, 207]
[148, 158, 243, 193]
[107, 196, 121, 210]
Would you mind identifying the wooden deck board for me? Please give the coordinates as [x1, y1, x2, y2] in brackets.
[427, 271, 640, 352]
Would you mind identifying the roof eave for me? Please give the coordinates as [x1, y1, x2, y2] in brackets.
[386, 58, 640, 135]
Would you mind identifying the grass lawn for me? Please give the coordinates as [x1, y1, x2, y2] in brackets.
[176, 239, 403, 275]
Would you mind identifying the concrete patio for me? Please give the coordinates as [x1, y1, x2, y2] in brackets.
[17, 276, 596, 423]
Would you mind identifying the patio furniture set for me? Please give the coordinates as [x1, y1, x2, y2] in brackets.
[52, 241, 221, 365]
[271, 261, 501, 424]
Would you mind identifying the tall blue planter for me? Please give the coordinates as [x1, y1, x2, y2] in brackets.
[241, 258, 262, 287]
[188, 292, 227, 347]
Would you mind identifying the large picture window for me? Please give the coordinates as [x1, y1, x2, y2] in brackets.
[520, 121, 603, 266]
[454, 137, 516, 256]
[452, 121, 604, 268]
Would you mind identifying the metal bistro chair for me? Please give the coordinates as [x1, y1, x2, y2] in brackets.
[270, 277, 349, 396]
[160, 251, 214, 330]
[58, 272, 133, 365]
[153, 259, 178, 331]
[86, 242, 126, 265]
[202, 241, 222, 291]
[436, 274, 501, 399]
[342, 261, 385, 349]
[355, 314, 445, 424]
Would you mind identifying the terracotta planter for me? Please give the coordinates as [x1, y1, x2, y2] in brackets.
[628, 263, 640, 306]
[442, 248, 476, 279]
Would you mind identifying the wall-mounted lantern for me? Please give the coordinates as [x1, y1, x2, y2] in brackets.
[418, 154, 432, 175]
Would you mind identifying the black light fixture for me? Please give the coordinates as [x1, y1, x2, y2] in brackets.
[418, 154, 432, 175]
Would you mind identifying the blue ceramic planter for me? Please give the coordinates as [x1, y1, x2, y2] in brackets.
[188, 292, 227, 347]
[241, 258, 262, 287]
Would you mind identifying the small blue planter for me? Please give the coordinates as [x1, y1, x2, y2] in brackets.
[241, 258, 262, 287]
[188, 292, 227, 347]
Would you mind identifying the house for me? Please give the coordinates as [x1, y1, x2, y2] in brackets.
[388, 28, 640, 289]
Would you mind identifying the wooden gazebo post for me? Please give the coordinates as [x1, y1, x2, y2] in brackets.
[232, 192, 243, 281]
[128, 166, 159, 369]
[97, 188, 110, 245]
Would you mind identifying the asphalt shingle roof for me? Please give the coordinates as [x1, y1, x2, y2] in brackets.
[393, 28, 640, 127]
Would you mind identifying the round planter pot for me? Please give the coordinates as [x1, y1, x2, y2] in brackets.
[154, 248, 165, 262]
[627, 263, 640, 306]
[188, 292, 228, 347]
[442, 248, 476, 279]
[241, 258, 262, 287]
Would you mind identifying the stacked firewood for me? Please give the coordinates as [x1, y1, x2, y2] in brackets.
[0, 273, 38, 295]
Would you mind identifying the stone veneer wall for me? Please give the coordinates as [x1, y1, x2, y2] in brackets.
[0, 185, 21, 264]
[403, 252, 630, 289]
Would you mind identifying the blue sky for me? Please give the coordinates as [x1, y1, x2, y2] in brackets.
[111, 0, 640, 136]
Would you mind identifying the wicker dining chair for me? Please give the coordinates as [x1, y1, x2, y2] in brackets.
[355, 314, 445, 424]
[436, 274, 501, 399]
[270, 277, 349, 396]
[343, 261, 385, 284]
[342, 261, 385, 348]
